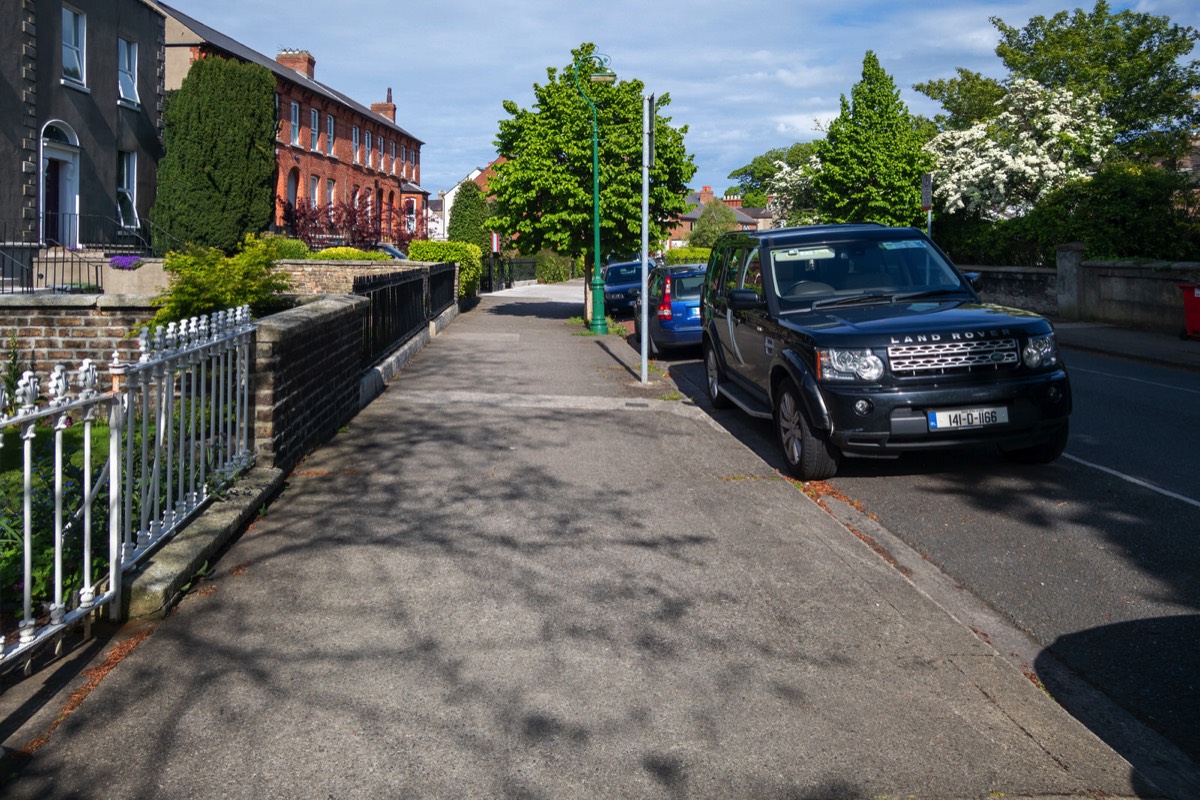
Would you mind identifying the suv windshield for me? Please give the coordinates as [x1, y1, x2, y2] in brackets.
[605, 264, 641, 283]
[769, 237, 966, 309]
[671, 273, 705, 299]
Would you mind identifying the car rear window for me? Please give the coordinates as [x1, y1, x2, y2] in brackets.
[671, 274, 704, 299]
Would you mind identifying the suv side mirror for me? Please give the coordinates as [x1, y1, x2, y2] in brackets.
[729, 289, 766, 310]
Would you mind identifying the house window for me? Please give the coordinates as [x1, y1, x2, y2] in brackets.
[365, 131, 373, 168]
[310, 175, 320, 207]
[290, 102, 300, 145]
[117, 151, 137, 228]
[62, 7, 86, 85]
[310, 109, 319, 151]
[352, 126, 360, 163]
[117, 38, 138, 104]
[326, 115, 335, 156]
[327, 179, 336, 215]
[378, 136, 384, 172]
[390, 141, 396, 175]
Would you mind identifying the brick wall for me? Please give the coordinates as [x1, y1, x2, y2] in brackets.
[275, 259, 428, 295]
[252, 295, 367, 473]
[0, 295, 156, 369]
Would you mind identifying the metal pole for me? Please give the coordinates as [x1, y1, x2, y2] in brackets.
[573, 56, 610, 335]
[640, 95, 651, 384]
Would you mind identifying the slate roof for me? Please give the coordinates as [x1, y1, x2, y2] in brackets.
[156, 1, 423, 145]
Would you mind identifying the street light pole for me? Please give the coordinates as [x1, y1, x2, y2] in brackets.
[572, 53, 616, 335]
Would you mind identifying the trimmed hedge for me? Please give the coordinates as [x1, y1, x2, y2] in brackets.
[665, 247, 711, 266]
[408, 240, 483, 297]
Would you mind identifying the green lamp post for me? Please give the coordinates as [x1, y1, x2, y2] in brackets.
[572, 53, 616, 335]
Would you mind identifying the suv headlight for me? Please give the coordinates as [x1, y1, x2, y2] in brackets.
[1022, 334, 1058, 369]
[818, 348, 885, 382]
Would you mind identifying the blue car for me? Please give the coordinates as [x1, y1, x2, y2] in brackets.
[634, 264, 706, 353]
[603, 260, 645, 315]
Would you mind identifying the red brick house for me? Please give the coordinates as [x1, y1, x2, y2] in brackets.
[158, 2, 427, 242]
[665, 186, 765, 249]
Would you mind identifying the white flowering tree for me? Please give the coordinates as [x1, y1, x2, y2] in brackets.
[924, 79, 1115, 220]
[767, 155, 822, 227]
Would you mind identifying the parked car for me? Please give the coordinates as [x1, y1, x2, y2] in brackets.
[373, 242, 407, 260]
[634, 264, 706, 353]
[701, 224, 1071, 480]
[603, 260, 645, 315]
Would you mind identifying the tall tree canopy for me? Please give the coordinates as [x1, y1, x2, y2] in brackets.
[447, 180, 491, 255]
[487, 44, 695, 268]
[913, 68, 1007, 132]
[151, 57, 276, 253]
[992, 0, 1200, 158]
[726, 142, 815, 207]
[806, 52, 934, 227]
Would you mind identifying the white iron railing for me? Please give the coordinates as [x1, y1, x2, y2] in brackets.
[0, 306, 255, 673]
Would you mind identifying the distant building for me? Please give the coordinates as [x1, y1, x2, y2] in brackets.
[1, 0, 166, 248]
[157, 2, 428, 241]
[665, 186, 765, 249]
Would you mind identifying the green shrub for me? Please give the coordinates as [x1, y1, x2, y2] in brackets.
[262, 234, 312, 260]
[665, 247, 710, 266]
[408, 240, 483, 297]
[150, 233, 293, 327]
[311, 246, 389, 261]
[534, 250, 573, 283]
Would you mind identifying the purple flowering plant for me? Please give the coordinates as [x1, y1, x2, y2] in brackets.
[109, 255, 144, 270]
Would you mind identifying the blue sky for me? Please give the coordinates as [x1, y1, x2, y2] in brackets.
[161, 0, 1200, 199]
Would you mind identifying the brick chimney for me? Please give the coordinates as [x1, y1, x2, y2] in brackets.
[276, 50, 315, 80]
[698, 185, 715, 204]
[371, 88, 396, 123]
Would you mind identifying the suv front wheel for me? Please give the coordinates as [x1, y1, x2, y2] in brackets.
[704, 341, 733, 409]
[774, 377, 839, 481]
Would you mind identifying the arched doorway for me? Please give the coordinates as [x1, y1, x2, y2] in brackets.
[40, 121, 80, 247]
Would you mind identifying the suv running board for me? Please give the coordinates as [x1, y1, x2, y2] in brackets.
[718, 382, 773, 420]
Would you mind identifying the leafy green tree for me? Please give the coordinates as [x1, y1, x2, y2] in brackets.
[447, 180, 492, 255]
[687, 200, 739, 248]
[992, 0, 1200, 158]
[727, 142, 815, 207]
[487, 43, 696, 273]
[913, 68, 1007, 131]
[808, 52, 935, 227]
[151, 57, 277, 254]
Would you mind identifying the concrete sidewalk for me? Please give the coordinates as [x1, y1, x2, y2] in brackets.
[0, 280, 1157, 798]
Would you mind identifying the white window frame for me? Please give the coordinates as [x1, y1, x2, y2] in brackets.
[327, 179, 336, 217]
[290, 102, 300, 146]
[365, 131, 373, 168]
[117, 38, 138, 105]
[309, 175, 320, 207]
[390, 141, 396, 175]
[62, 6, 86, 86]
[117, 150, 137, 228]
[326, 115, 335, 156]
[310, 109, 319, 151]
[378, 136, 384, 172]
[352, 126, 360, 163]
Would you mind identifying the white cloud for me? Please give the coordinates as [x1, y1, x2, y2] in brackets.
[163, 0, 1200, 196]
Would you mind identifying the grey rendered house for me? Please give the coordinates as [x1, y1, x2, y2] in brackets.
[2, 0, 164, 283]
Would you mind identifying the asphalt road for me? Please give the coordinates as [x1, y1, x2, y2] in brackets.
[654, 337, 1200, 796]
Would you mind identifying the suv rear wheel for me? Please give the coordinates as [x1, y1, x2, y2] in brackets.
[704, 341, 733, 409]
[774, 377, 839, 480]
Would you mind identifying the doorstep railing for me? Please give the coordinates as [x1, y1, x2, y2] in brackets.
[0, 306, 255, 674]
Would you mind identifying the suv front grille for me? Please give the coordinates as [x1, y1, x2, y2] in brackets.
[888, 338, 1019, 376]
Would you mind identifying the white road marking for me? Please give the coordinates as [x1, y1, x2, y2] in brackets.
[1064, 453, 1200, 509]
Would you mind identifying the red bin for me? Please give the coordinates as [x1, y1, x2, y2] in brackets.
[1182, 284, 1200, 339]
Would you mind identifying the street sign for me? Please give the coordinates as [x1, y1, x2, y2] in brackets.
[921, 173, 933, 212]
[491, 232, 500, 253]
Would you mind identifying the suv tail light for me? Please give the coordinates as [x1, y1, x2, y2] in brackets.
[658, 279, 673, 320]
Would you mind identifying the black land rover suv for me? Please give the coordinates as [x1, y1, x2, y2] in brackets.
[701, 224, 1071, 480]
